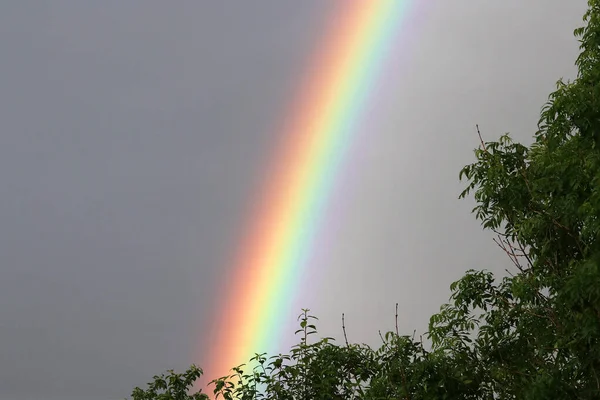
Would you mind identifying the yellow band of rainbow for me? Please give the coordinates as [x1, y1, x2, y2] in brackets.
[200, 0, 414, 384]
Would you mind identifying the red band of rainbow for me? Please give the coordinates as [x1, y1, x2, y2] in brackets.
[199, 0, 414, 385]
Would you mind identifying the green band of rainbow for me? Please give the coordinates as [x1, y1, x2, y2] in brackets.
[200, 0, 414, 383]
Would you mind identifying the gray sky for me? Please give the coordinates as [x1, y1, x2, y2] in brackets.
[0, 1, 588, 399]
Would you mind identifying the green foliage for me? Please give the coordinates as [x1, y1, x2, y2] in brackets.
[210, 310, 484, 400]
[127, 365, 209, 400]
[129, 1, 600, 399]
[208, 309, 378, 400]
[449, 2, 600, 396]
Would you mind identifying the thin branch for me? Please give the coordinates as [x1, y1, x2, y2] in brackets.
[395, 303, 399, 336]
[342, 313, 349, 347]
[493, 235, 522, 272]
[517, 238, 534, 270]
[507, 237, 525, 272]
[476, 124, 487, 152]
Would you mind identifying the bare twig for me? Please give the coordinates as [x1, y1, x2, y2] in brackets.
[395, 303, 399, 336]
[517, 240, 534, 270]
[342, 313, 349, 347]
[493, 235, 522, 272]
[476, 124, 487, 152]
[507, 238, 525, 272]
[491, 227, 510, 238]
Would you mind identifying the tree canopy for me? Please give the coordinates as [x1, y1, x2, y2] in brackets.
[127, 1, 600, 399]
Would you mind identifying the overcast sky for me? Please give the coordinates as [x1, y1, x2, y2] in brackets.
[0, 1, 589, 399]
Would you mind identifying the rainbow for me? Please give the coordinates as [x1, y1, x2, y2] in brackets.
[200, 0, 416, 385]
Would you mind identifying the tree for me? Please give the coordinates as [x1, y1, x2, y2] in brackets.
[128, 1, 600, 398]
[127, 365, 209, 400]
[428, 1, 600, 397]
[208, 309, 479, 400]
